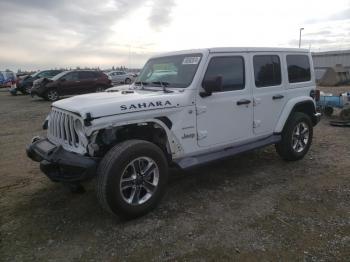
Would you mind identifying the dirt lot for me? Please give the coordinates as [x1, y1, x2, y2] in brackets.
[1, 87, 349, 261]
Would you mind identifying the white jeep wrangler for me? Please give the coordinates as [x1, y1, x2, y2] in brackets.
[27, 47, 321, 217]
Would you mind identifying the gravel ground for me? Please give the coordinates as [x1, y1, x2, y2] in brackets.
[0, 87, 349, 261]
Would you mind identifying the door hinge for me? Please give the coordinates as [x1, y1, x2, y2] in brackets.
[197, 130, 208, 140]
[253, 120, 261, 128]
[196, 106, 207, 115]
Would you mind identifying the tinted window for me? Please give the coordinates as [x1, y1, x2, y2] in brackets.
[63, 72, 79, 81]
[254, 55, 281, 87]
[37, 71, 50, 78]
[203, 56, 245, 92]
[49, 70, 62, 77]
[287, 55, 311, 83]
[80, 71, 95, 79]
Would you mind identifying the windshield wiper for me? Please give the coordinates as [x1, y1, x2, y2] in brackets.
[151, 81, 173, 93]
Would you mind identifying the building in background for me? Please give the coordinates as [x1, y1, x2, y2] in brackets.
[312, 50, 350, 86]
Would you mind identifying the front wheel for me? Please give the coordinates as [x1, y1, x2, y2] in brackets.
[20, 85, 31, 95]
[45, 89, 59, 101]
[125, 78, 131, 84]
[96, 140, 168, 218]
[275, 112, 313, 161]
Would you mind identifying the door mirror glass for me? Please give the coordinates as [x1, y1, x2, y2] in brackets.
[201, 76, 223, 97]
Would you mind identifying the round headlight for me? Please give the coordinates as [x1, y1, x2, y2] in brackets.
[74, 119, 84, 135]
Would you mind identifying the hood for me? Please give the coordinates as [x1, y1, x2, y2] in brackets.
[52, 88, 192, 119]
[105, 84, 131, 92]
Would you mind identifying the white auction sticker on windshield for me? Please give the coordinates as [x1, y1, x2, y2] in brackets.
[182, 57, 201, 65]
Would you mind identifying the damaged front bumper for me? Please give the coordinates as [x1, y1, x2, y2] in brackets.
[26, 138, 98, 182]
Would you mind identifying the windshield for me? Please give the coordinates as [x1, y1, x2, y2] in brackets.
[51, 71, 68, 81]
[31, 71, 41, 78]
[136, 53, 202, 88]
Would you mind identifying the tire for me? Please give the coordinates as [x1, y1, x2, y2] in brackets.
[275, 112, 313, 161]
[20, 85, 31, 95]
[45, 89, 59, 101]
[125, 78, 131, 84]
[324, 106, 334, 116]
[340, 108, 350, 121]
[97, 140, 168, 218]
[95, 86, 105, 92]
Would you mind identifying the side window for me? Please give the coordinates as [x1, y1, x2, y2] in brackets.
[50, 71, 61, 77]
[203, 56, 245, 92]
[63, 72, 79, 81]
[80, 71, 94, 79]
[38, 71, 52, 78]
[253, 55, 281, 87]
[287, 55, 311, 83]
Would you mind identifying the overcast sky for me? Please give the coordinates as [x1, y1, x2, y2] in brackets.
[0, 0, 349, 71]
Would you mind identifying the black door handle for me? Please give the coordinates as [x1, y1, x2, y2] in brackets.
[236, 99, 251, 105]
[272, 94, 284, 100]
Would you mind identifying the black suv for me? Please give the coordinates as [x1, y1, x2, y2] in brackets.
[31, 70, 112, 101]
[12, 70, 63, 95]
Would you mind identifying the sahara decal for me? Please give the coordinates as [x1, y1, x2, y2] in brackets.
[120, 100, 172, 111]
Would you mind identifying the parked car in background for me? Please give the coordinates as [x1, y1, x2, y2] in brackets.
[31, 70, 112, 101]
[0, 71, 16, 88]
[11, 70, 63, 95]
[107, 71, 136, 84]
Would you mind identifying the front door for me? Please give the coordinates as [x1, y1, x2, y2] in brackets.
[196, 54, 254, 147]
[251, 54, 286, 135]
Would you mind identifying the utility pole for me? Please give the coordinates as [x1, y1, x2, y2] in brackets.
[299, 28, 304, 48]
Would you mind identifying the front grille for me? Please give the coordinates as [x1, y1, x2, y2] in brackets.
[48, 108, 83, 152]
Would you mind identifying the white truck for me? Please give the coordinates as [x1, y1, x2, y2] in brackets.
[27, 47, 321, 218]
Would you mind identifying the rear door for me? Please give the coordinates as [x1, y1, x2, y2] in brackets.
[252, 54, 286, 135]
[196, 53, 254, 147]
[59, 71, 81, 95]
[114, 71, 123, 82]
[78, 71, 96, 93]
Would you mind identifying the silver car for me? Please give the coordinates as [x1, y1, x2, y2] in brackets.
[107, 71, 136, 84]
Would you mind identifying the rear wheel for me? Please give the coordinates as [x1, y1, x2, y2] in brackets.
[97, 140, 168, 218]
[45, 89, 59, 101]
[340, 108, 350, 121]
[95, 86, 105, 92]
[324, 106, 334, 116]
[276, 112, 313, 161]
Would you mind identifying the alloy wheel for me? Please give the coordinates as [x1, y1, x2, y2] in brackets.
[47, 90, 58, 101]
[292, 122, 309, 153]
[120, 157, 159, 205]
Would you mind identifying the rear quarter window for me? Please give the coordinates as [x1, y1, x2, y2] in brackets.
[287, 55, 311, 83]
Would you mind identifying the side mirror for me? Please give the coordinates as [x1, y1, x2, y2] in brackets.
[200, 76, 223, 97]
[60, 78, 66, 82]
